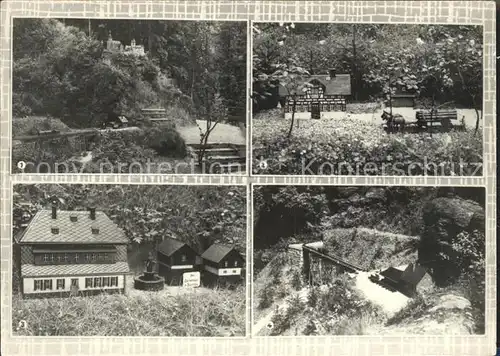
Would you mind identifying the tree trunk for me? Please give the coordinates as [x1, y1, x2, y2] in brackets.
[287, 97, 297, 139]
[473, 98, 481, 134]
[148, 22, 152, 53]
[351, 25, 358, 101]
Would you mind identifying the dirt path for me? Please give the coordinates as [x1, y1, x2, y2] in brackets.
[354, 267, 410, 318]
[178, 120, 246, 145]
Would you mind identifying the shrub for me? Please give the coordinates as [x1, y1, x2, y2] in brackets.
[290, 269, 303, 290]
[258, 282, 276, 309]
[450, 230, 485, 333]
[270, 309, 291, 336]
[307, 286, 320, 308]
[143, 125, 187, 157]
[286, 294, 305, 319]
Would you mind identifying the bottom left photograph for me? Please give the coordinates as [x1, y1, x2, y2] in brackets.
[11, 183, 247, 337]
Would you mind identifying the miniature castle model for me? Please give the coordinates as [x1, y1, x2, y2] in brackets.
[105, 32, 146, 57]
[14, 199, 130, 298]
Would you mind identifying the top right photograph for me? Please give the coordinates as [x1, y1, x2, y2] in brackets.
[251, 23, 483, 176]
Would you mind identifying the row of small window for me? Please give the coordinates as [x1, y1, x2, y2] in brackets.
[85, 277, 119, 288]
[34, 278, 77, 291]
[221, 269, 239, 274]
[40, 253, 114, 263]
[33, 277, 119, 291]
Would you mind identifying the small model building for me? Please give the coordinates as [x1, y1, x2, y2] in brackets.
[378, 263, 431, 297]
[156, 237, 199, 285]
[201, 244, 245, 286]
[279, 68, 352, 119]
[15, 201, 130, 298]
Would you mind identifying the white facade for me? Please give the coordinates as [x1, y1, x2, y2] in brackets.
[23, 274, 125, 294]
[204, 265, 241, 276]
[158, 261, 193, 270]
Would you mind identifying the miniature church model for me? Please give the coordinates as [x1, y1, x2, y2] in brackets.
[14, 198, 130, 298]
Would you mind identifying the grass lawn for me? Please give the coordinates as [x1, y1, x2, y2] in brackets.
[252, 107, 483, 176]
[12, 282, 246, 336]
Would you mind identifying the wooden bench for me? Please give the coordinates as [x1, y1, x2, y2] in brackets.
[415, 109, 458, 129]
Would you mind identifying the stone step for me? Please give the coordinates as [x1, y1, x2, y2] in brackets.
[201, 155, 246, 164]
[188, 142, 244, 149]
[148, 118, 173, 122]
[197, 148, 240, 157]
[197, 162, 246, 174]
[142, 108, 166, 112]
[146, 114, 170, 118]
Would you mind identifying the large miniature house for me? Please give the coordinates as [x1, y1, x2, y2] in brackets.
[200, 244, 245, 286]
[156, 237, 199, 285]
[279, 69, 351, 119]
[14, 203, 130, 298]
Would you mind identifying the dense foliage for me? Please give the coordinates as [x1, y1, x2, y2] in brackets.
[253, 23, 482, 112]
[13, 184, 246, 255]
[13, 18, 247, 126]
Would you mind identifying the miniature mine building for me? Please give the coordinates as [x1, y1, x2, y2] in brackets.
[378, 263, 429, 297]
[278, 68, 351, 119]
[14, 202, 130, 298]
[200, 244, 244, 287]
[156, 237, 199, 285]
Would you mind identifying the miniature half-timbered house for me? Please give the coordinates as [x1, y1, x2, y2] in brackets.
[14, 204, 130, 298]
[156, 237, 199, 285]
[279, 69, 351, 119]
[200, 244, 245, 287]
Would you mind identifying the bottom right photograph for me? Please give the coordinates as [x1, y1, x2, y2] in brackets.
[252, 185, 486, 336]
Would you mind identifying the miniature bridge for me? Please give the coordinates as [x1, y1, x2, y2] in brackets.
[302, 244, 365, 274]
[289, 242, 365, 285]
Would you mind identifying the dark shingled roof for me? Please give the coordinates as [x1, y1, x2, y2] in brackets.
[380, 267, 403, 283]
[157, 237, 187, 257]
[278, 74, 352, 96]
[18, 210, 128, 244]
[22, 261, 130, 277]
[201, 244, 235, 263]
[400, 263, 428, 286]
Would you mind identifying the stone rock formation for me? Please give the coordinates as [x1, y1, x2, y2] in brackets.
[419, 196, 485, 285]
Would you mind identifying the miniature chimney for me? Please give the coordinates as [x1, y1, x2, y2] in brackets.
[89, 207, 96, 220]
[70, 215, 78, 222]
[51, 202, 57, 219]
[329, 68, 336, 78]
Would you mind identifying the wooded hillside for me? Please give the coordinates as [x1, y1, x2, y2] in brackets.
[13, 18, 247, 127]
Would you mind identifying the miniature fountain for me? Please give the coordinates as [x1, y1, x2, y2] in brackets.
[134, 252, 165, 291]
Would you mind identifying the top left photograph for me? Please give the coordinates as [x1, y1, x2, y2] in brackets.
[11, 18, 248, 175]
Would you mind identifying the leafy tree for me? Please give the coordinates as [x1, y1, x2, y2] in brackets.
[271, 60, 312, 138]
